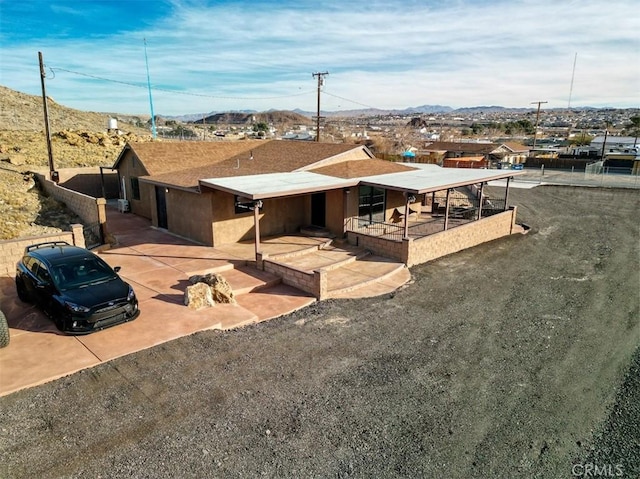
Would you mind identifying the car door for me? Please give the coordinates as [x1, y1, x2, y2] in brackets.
[31, 260, 55, 308]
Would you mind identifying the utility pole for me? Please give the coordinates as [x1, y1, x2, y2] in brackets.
[38, 52, 57, 181]
[312, 72, 328, 142]
[530, 100, 548, 154]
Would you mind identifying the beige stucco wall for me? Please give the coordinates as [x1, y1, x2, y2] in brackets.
[385, 189, 407, 221]
[325, 189, 346, 238]
[211, 191, 310, 245]
[117, 151, 152, 219]
[163, 189, 215, 245]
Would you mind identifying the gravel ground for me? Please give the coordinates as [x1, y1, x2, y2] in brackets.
[1, 185, 638, 479]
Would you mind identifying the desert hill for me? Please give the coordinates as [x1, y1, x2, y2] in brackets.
[197, 110, 311, 128]
[0, 85, 154, 240]
[0, 85, 150, 133]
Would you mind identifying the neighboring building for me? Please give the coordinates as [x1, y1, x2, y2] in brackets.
[590, 135, 638, 151]
[442, 156, 489, 169]
[423, 141, 529, 166]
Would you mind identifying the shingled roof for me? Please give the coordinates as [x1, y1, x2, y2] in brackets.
[137, 141, 372, 189]
[423, 141, 499, 155]
[310, 159, 415, 179]
[113, 140, 264, 176]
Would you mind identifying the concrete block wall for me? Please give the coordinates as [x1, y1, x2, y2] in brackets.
[0, 227, 86, 276]
[263, 259, 325, 298]
[406, 208, 517, 267]
[34, 173, 103, 226]
[346, 232, 406, 262]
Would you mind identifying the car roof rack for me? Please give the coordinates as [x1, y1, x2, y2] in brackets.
[25, 241, 71, 252]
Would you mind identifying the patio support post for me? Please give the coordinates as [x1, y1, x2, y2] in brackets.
[504, 177, 511, 210]
[431, 191, 436, 212]
[403, 192, 410, 239]
[476, 182, 485, 220]
[444, 188, 451, 231]
[253, 200, 262, 260]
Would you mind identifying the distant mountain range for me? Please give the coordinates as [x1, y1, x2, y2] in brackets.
[169, 104, 609, 122]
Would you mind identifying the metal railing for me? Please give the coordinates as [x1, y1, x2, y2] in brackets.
[346, 217, 404, 242]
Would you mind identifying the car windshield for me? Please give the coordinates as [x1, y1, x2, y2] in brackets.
[50, 256, 117, 290]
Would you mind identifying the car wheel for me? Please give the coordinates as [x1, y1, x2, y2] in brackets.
[0, 309, 9, 348]
[16, 278, 30, 303]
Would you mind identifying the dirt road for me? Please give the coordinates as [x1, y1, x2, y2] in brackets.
[1, 185, 638, 478]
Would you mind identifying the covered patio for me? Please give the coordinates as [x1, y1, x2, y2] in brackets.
[199, 163, 525, 271]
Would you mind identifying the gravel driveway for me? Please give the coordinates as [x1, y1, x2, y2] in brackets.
[1, 185, 638, 478]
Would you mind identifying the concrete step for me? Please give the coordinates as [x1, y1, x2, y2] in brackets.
[220, 265, 282, 296]
[176, 259, 240, 277]
[325, 255, 408, 298]
[270, 245, 369, 273]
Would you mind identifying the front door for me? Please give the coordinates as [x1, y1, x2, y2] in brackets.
[311, 193, 326, 227]
[155, 186, 168, 229]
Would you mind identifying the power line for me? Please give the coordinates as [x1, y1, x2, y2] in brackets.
[48, 66, 315, 101]
[323, 90, 378, 110]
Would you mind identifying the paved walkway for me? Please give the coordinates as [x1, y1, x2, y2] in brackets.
[0, 208, 409, 397]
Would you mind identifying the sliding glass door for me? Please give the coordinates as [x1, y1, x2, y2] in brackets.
[358, 186, 386, 224]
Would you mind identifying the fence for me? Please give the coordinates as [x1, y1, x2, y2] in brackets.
[514, 166, 640, 189]
[345, 217, 404, 242]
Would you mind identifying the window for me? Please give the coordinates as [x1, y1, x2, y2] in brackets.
[235, 196, 263, 215]
[358, 186, 385, 224]
[130, 177, 140, 200]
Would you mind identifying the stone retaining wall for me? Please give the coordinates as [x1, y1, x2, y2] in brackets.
[405, 207, 517, 267]
[346, 232, 406, 262]
[0, 225, 85, 276]
[259, 253, 327, 299]
[34, 172, 106, 227]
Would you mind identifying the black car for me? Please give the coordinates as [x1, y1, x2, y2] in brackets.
[15, 241, 139, 334]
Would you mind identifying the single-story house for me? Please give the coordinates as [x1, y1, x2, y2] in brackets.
[423, 141, 530, 165]
[113, 140, 524, 267]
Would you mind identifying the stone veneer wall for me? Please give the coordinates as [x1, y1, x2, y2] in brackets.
[0, 225, 85, 276]
[260, 254, 329, 299]
[405, 207, 517, 267]
[346, 232, 407, 263]
[34, 172, 105, 227]
[346, 207, 518, 268]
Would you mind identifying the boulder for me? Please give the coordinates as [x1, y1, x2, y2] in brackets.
[188, 273, 236, 304]
[184, 282, 215, 310]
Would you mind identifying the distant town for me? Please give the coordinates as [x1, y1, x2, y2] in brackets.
[139, 106, 639, 173]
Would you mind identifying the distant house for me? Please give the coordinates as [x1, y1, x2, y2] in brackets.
[442, 156, 489, 169]
[423, 141, 530, 166]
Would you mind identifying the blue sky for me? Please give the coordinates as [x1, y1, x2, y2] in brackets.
[1, 0, 638, 115]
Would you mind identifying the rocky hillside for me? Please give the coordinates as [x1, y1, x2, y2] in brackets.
[0, 85, 153, 240]
[0, 85, 151, 133]
[199, 110, 311, 128]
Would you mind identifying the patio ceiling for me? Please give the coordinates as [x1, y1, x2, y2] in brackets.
[199, 171, 357, 200]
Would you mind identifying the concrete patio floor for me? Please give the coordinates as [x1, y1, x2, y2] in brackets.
[0, 208, 409, 397]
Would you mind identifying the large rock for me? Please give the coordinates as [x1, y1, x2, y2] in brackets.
[188, 273, 236, 305]
[184, 282, 215, 310]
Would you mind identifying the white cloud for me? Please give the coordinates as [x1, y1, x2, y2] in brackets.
[2, 0, 638, 114]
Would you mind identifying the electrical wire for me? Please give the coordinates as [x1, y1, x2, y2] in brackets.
[49, 66, 316, 101]
[48, 65, 388, 111]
